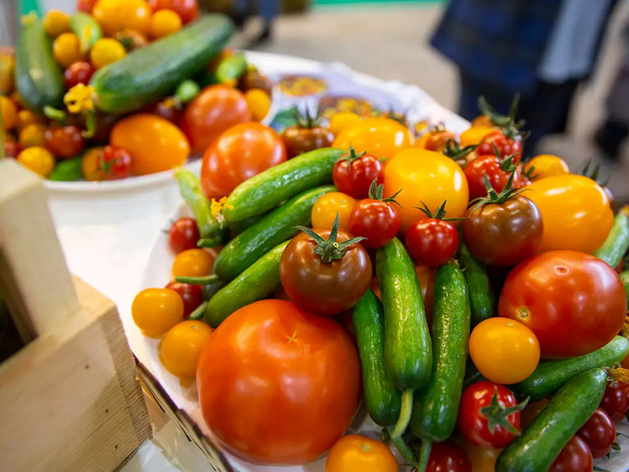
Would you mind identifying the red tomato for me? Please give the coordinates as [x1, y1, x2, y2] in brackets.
[149, 0, 199, 23]
[101, 145, 132, 179]
[458, 381, 523, 449]
[426, 441, 472, 472]
[181, 85, 251, 154]
[165, 281, 203, 318]
[577, 408, 616, 458]
[348, 199, 400, 248]
[168, 217, 200, 254]
[64, 61, 95, 89]
[464, 154, 520, 200]
[547, 435, 593, 472]
[44, 125, 85, 159]
[197, 299, 361, 465]
[423, 129, 458, 152]
[4, 136, 22, 158]
[405, 217, 459, 268]
[477, 130, 523, 163]
[499, 251, 627, 358]
[332, 147, 384, 199]
[600, 381, 629, 420]
[200, 122, 286, 199]
[76, 0, 99, 12]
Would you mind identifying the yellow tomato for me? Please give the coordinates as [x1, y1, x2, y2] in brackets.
[52, 33, 85, 68]
[527, 154, 570, 180]
[527, 175, 614, 254]
[172, 248, 214, 278]
[470, 318, 540, 385]
[459, 438, 501, 472]
[325, 435, 398, 472]
[19, 124, 47, 148]
[92, 0, 152, 37]
[43, 10, 71, 38]
[471, 115, 494, 128]
[328, 111, 362, 136]
[150, 9, 182, 38]
[132, 288, 184, 337]
[81, 147, 105, 181]
[0, 51, 15, 96]
[333, 117, 414, 160]
[311, 192, 357, 230]
[460, 126, 494, 147]
[90, 38, 127, 69]
[1, 96, 18, 130]
[383, 148, 469, 233]
[245, 88, 271, 122]
[17, 147, 56, 178]
[110, 113, 190, 175]
[161, 320, 213, 378]
[16, 109, 44, 132]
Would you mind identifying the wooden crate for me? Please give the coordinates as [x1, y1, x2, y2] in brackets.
[0, 159, 152, 472]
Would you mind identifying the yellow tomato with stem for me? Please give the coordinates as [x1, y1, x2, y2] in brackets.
[160, 320, 213, 378]
[17, 147, 56, 177]
[43, 10, 71, 38]
[0, 96, 18, 130]
[383, 148, 469, 233]
[132, 288, 184, 337]
[19, 124, 47, 148]
[311, 192, 358, 231]
[333, 117, 414, 160]
[460, 126, 494, 147]
[150, 9, 182, 38]
[90, 38, 127, 69]
[53, 33, 85, 68]
[526, 154, 570, 180]
[328, 111, 362, 136]
[325, 435, 398, 472]
[244, 88, 271, 122]
[92, 0, 152, 37]
[172, 248, 214, 278]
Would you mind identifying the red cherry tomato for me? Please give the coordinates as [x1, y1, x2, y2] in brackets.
[405, 218, 459, 269]
[576, 408, 616, 458]
[426, 441, 472, 472]
[477, 130, 523, 163]
[464, 154, 520, 200]
[4, 136, 22, 158]
[149, 0, 199, 23]
[423, 128, 457, 152]
[348, 199, 400, 248]
[600, 380, 629, 420]
[76, 0, 98, 13]
[547, 435, 593, 472]
[332, 148, 384, 199]
[168, 217, 200, 254]
[44, 125, 85, 159]
[101, 145, 132, 179]
[165, 281, 203, 318]
[64, 61, 95, 89]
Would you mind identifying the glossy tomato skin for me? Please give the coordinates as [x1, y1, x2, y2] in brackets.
[101, 145, 132, 179]
[325, 435, 398, 472]
[462, 196, 543, 266]
[458, 382, 521, 449]
[405, 218, 459, 268]
[332, 151, 384, 199]
[44, 125, 85, 159]
[197, 299, 361, 465]
[149, 0, 199, 23]
[311, 192, 357, 230]
[577, 408, 616, 458]
[348, 200, 400, 248]
[332, 117, 414, 160]
[477, 130, 523, 162]
[547, 435, 593, 472]
[280, 228, 372, 315]
[499, 251, 627, 358]
[423, 130, 457, 152]
[464, 155, 519, 200]
[600, 381, 629, 420]
[165, 281, 203, 318]
[181, 85, 251, 154]
[426, 441, 472, 472]
[168, 217, 200, 254]
[200, 122, 286, 199]
[64, 61, 95, 88]
[282, 125, 334, 158]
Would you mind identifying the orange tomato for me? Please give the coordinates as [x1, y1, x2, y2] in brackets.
[1, 96, 18, 130]
[19, 124, 47, 148]
[16, 109, 44, 132]
[150, 9, 182, 38]
[148, 0, 199, 24]
[383, 148, 469, 233]
[0, 50, 15, 96]
[92, 0, 152, 37]
[526, 154, 570, 180]
[325, 435, 398, 472]
[332, 117, 414, 160]
[110, 114, 190, 175]
[459, 438, 501, 472]
[526, 175, 613, 254]
[52, 33, 85, 68]
[171, 248, 214, 278]
[132, 288, 184, 337]
[311, 192, 358, 230]
[460, 126, 494, 147]
[81, 147, 105, 181]
[160, 320, 212, 378]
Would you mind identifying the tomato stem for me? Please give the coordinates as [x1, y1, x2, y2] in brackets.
[414, 200, 465, 222]
[416, 439, 432, 472]
[338, 146, 366, 174]
[390, 388, 413, 438]
[367, 178, 402, 206]
[442, 139, 477, 161]
[480, 386, 528, 436]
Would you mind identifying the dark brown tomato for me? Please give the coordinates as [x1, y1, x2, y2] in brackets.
[238, 70, 273, 96]
[282, 125, 334, 158]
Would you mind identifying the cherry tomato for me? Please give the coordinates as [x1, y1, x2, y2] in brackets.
[526, 154, 570, 180]
[92, 0, 152, 37]
[576, 408, 616, 458]
[328, 111, 361, 136]
[332, 117, 414, 160]
[311, 192, 357, 230]
[0, 51, 15, 97]
[459, 438, 501, 472]
[197, 299, 361, 464]
[1, 96, 18, 130]
[76, 0, 99, 13]
[52, 33, 84, 68]
[44, 125, 85, 159]
[132, 288, 184, 337]
[181, 85, 251, 154]
[81, 145, 132, 181]
[43, 10, 71, 38]
[17, 147, 56, 178]
[200, 122, 286, 199]
[238, 70, 274, 96]
[383, 148, 469, 233]
[4, 136, 22, 158]
[332, 148, 384, 199]
[114, 29, 149, 51]
[161, 320, 212, 378]
[168, 217, 200, 254]
[417, 127, 457, 152]
[348, 199, 400, 249]
[90, 38, 126, 69]
[143, 99, 181, 124]
[244, 89, 271, 122]
[547, 435, 592, 472]
[460, 126, 494, 148]
[19, 123, 47, 148]
[600, 381, 629, 420]
[171, 248, 214, 278]
[164, 281, 203, 318]
[325, 435, 398, 472]
[149, 0, 199, 24]
[64, 61, 95, 89]
[477, 130, 523, 163]
[499, 251, 627, 358]
[464, 154, 521, 200]
[526, 175, 613, 254]
[405, 210, 459, 268]
[426, 441, 472, 472]
[16, 109, 44, 133]
[280, 227, 372, 315]
[150, 9, 182, 38]
[458, 381, 523, 449]
[282, 113, 334, 158]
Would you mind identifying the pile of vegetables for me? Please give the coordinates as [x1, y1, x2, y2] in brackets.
[0, 0, 273, 182]
[132, 92, 629, 472]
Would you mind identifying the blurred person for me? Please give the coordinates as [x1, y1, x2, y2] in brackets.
[231, 0, 279, 43]
[431, 0, 619, 155]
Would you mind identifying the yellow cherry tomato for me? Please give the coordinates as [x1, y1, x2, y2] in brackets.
[333, 117, 414, 160]
[17, 147, 56, 178]
[16, 109, 44, 132]
[470, 317, 540, 385]
[0, 51, 15, 96]
[160, 320, 213, 378]
[383, 148, 469, 233]
[526, 154, 570, 180]
[527, 175, 613, 254]
[110, 113, 190, 175]
[92, 0, 152, 37]
[19, 124, 47, 148]
[150, 9, 183, 38]
[459, 438, 501, 472]
[172, 248, 214, 278]
[471, 115, 494, 128]
[81, 147, 105, 181]
[43, 10, 71, 38]
[325, 435, 398, 472]
[245, 88, 271, 122]
[311, 192, 358, 231]
[52, 33, 85, 68]
[132, 288, 184, 337]
[90, 38, 127, 69]
[460, 126, 494, 147]
[1, 96, 18, 130]
[328, 111, 362, 136]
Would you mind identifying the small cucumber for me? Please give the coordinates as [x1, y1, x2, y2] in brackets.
[459, 242, 494, 326]
[70, 12, 102, 53]
[174, 169, 221, 240]
[620, 271, 629, 305]
[351, 290, 402, 427]
[594, 210, 629, 267]
[48, 156, 83, 181]
[411, 262, 471, 471]
[224, 148, 345, 222]
[214, 185, 336, 281]
[510, 336, 629, 402]
[205, 241, 289, 327]
[496, 368, 607, 472]
[227, 212, 267, 235]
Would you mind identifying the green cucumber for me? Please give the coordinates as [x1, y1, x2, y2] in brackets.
[594, 210, 629, 267]
[459, 242, 494, 325]
[90, 15, 233, 113]
[620, 271, 629, 305]
[214, 185, 335, 281]
[351, 290, 402, 427]
[224, 148, 345, 222]
[510, 335, 629, 402]
[174, 169, 221, 241]
[411, 262, 471, 471]
[205, 241, 289, 327]
[48, 156, 83, 181]
[496, 368, 607, 472]
[227, 212, 267, 235]
[16, 19, 65, 113]
[70, 12, 102, 53]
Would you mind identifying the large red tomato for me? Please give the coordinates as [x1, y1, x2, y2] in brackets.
[197, 300, 362, 465]
[499, 251, 627, 358]
[200, 122, 287, 199]
[181, 85, 251, 154]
